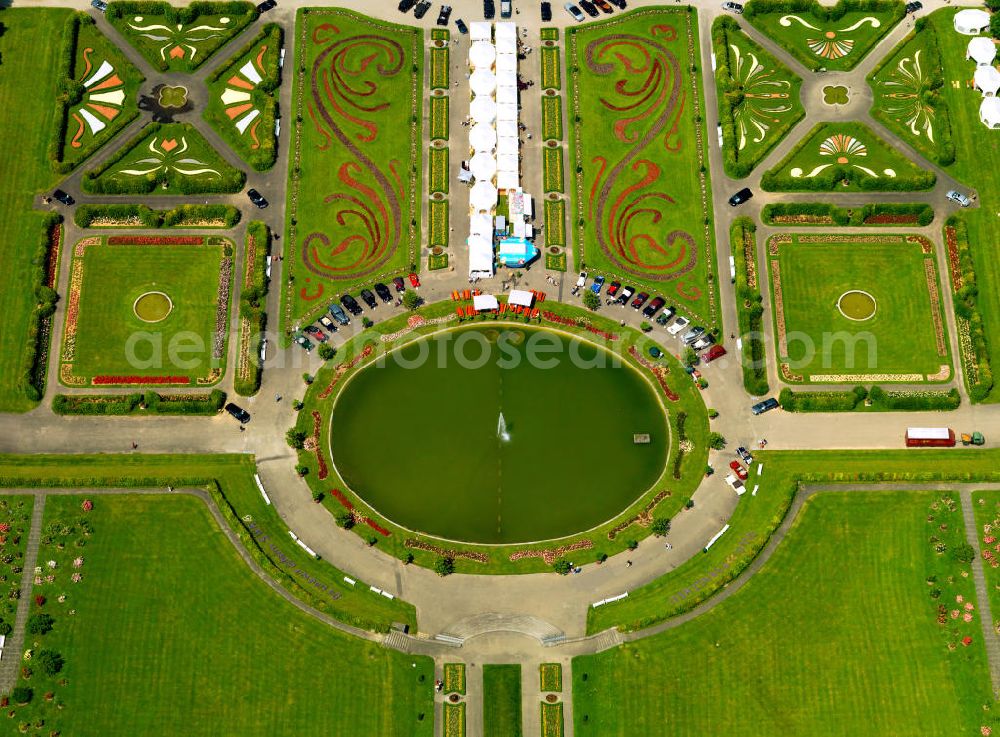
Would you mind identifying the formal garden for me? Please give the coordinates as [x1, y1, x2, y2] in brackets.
[59, 235, 233, 387]
[568, 7, 719, 331]
[766, 233, 951, 384]
[282, 8, 422, 336]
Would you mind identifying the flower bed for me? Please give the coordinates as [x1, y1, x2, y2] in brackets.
[539, 663, 562, 693]
[212, 255, 232, 361]
[541, 701, 563, 737]
[542, 311, 618, 341]
[106, 236, 203, 246]
[541, 96, 562, 141]
[924, 259, 946, 358]
[628, 346, 679, 401]
[429, 200, 449, 247]
[444, 702, 465, 737]
[864, 214, 919, 224]
[318, 345, 375, 400]
[607, 489, 670, 540]
[403, 539, 489, 564]
[508, 538, 593, 564]
[541, 46, 561, 90]
[310, 411, 328, 480]
[544, 199, 565, 247]
[430, 47, 449, 89]
[430, 95, 449, 141]
[945, 226, 963, 290]
[444, 662, 466, 694]
[92, 375, 189, 385]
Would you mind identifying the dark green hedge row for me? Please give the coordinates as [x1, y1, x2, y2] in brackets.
[19, 215, 63, 404]
[47, 13, 84, 175]
[234, 221, 271, 397]
[745, 0, 903, 23]
[761, 202, 934, 226]
[712, 18, 752, 179]
[74, 204, 241, 229]
[947, 216, 994, 402]
[52, 389, 226, 416]
[207, 23, 283, 86]
[780, 385, 960, 411]
[730, 217, 769, 395]
[761, 163, 936, 192]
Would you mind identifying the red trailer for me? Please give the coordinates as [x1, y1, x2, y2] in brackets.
[905, 427, 956, 448]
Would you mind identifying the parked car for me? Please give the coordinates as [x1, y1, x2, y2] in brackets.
[656, 306, 676, 325]
[541, 1, 552, 20]
[501, 0, 513, 16]
[455, 18, 468, 34]
[575, 271, 588, 288]
[751, 397, 780, 415]
[225, 403, 251, 423]
[484, 0, 496, 18]
[594, 0, 614, 12]
[905, 1, 922, 13]
[725, 474, 746, 495]
[579, 0, 600, 16]
[729, 460, 749, 481]
[329, 302, 351, 325]
[259, 337, 268, 363]
[393, 276, 406, 293]
[399, 0, 417, 10]
[318, 315, 337, 332]
[374, 283, 393, 303]
[607, 281, 621, 298]
[666, 316, 690, 336]
[247, 188, 268, 208]
[591, 275, 606, 294]
[737, 446, 754, 465]
[721, 1, 743, 13]
[409, 272, 421, 288]
[436, 5, 452, 25]
[91, 0, 109, 11]
[692, 334, 715, 350]
[642, 296, 665, 318]
[631, 292, 649, 310]
[728, 187, 752, 206]
[340, 294, 363, 316]
[564, 2, 585, 21]
[681, 326, 706, 345]
[702, 344, 727, 363]
[608, 0, 626, 8]
[293, 334, 313, 352]
[256, 0, 277, 11]
[617, 286, 635, 305]
[304, 325, 328, 342]
[947, 189, 972, 207]
[360, 289, 378, 309]
[52, 189, 75, 206]
[414, 0, 431, 18]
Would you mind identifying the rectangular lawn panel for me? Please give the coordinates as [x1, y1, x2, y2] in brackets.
[5, 494, 433, 736]
[767, 233, 951, 383]
[60, 236, 232, 387]
[761, 121, 935, 191]
[283, 9, 422, 333]
[544, 199, 565, 247]
[430, 146, 449, 194]
[744, 0, 903, 72]
[429, 200, 449, 247]
[541, 46, 561, 90]
[574, 491, 995, 735]
[430, 95, 449, 140]
[568, 8, 718, 329]
[431, 46, 450, 89]
[539, 663, 562, 692]
[483, 665, 522, 737]
[541, 95, 562, 141]
[543, 147, 564, 192]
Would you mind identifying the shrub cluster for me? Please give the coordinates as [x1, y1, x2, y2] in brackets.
[74, 203, 241, 228]
[47, 13, 85, 174]
[779, 385, 960, 411]
[234, 221, 272, 397]
[730, 218, 769, 395]
[51, 389, 226, 416]
[948, 216, 994, 401]
[761, 202, 934, 226]
[18, 215, 63, 405]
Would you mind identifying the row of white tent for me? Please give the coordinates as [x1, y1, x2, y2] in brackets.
[952, 11, 1000, 128]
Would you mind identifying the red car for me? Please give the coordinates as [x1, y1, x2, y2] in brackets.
[729, 460, 748, 480]
[409, 272, 421, 288]
[630, 292, 649, 310]
[702, 345, 727, 363]
[304, 325, 328, 342]
[607, 281, 621, 298]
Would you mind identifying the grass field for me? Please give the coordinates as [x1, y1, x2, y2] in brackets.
[973, 491, 1000, 633]
[483, 665, 522, 737]
[4, 494, 433, 736]
[568, 8, 718, 329]
[745, 2, 902, 72]
[762, 120, 935, 191]
[60, 237, 231, 387]
[0, 497, 33, 637]
[0, 8, 70, 411]
[203, 23, 281, 171]
[766, 233, 950, 383]
[283, 9, 422, 334]
[712, 17, 804, 176]
[575, 491, 995, 735]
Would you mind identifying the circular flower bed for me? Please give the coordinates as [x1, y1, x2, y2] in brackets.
[133, 291, 173, 323]
[837, 290, 876, 321]
[431, 246, 444, 256]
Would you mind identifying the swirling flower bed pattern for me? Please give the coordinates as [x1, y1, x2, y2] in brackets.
[875, 48, 934, 142]
[729, 44, 793, 152]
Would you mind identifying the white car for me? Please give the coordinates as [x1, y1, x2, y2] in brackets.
[666, 316, 690, 336]
[259, 338, 268, 363]
[575, 271, 587, 288]
[725, 474, 746, 495]
[564, 2, 585, 21]
[947, 190, 971, 207]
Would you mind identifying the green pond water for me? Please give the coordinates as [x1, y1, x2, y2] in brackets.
[329, 326, 669, 543]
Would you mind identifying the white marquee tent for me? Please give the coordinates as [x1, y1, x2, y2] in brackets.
[497, 104, 518, 123]
[981, 96, 1000, 128]
[470, 180, 498, 211]
[976, 65, 1000, 96]
[496, 85, 518, 105]
[955, 8, 991, 35]
[470, 151, 498, 179]
[497, 120, 519, 139]
[470, 213, 493, 238]
[470, 21, 492, 41]
[470, 69, 497, 95]
[470, 96, 497, 122]
[496, 53, 517, 74]
[496, 22, 517, 40]
[469, 123, 497, 150]
[468, 236, 494, 278]
[473, 294, 499, 311]
[469, 41, 496, 67]
[968, 36, 997, 66]
[508, 289, 534, 307]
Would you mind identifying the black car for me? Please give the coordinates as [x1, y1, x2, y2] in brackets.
[541, 1, 552, 20]
[52, 189, 75, 206]
[751, 397, 779, 415]
[608, 0, 626, 8]
[256, 0, 277, 11]
[374, 283, 393, 303]
[393, 276, 406, 293]
[905, 1, 922, 12]
[642, 296, 666, 318]
[329, 302, 351, 325]
[247, 188, 269, 209]
[455, 18, 468, 34]
[225, 403, 251, 424]
[360, 289, 378, 309]
[341, 293, 363, 316]
[484, 0, 496, 17]
[437, 5, 452, 25]
[399, 0, 418, 10]
[728, 187, 752, 206]
[91, 0, 108, 11]
[579, 0, 600, 16]
[414, 0, 431, 18]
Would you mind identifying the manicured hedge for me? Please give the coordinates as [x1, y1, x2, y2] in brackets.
[51, 389, 226, 416]
[761, 161, 936, 192]
[730, 218, 769, 395]
[761, 202, 934, 226]
[779, 386, 961, 411]
[745, 0, 902, 22]
[779, 386, 868, 412]
[48, 13, 84, 175]
[75, 204, 241, 229]
[19, 214, 63, 403]
[947, 215, 994, 402]
[233, 221, 271, 397]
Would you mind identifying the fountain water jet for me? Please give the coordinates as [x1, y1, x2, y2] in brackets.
[498, 412, 510, 442]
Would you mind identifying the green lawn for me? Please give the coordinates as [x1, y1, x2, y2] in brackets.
[4, 494, 433, 736]
[483, 665, 522, 737]
[568, 8, 719, 330]
[282, 9, 422, 335]
[767, 233, 950, 383]
[0, 497, 33, 637]
[761, 121, 935, 191]
[745, 1, 902, 71]
[60, 237, 230, 387]
[83, 122, 244, 194]
[712, 17, 804, 177]
[107, 2, 257, 72]
[58, 15, 144, 171]
[972, 491, 1000, 634]
[203, 23, 282, 171]
[0, 8, 70, 411]
[868, 24, 953, 166]
[575, 491, 995, 735]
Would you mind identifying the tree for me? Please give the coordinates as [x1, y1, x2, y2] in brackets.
[26, 613, 53, 636]
[362, 317, 374, 329]
[403, 290, 422, 311]
[682, 347, 699, 367]
[626, 539, 639, 551]
[953, 542, 976, 565]
[36, 650, 63, 677]
[10, 687, 31, 705]
[582, 290, 600, 311]
[708, 432, 726, 450]
[311, 490, 324, 503]
[335, 511, 355, 529]
[552, 558, 572, 575]
[434, 556, 455, 576]
[285, 428, 306, 449]
[318, 344, 336, 361]
[650, 517, 671, 537]
[294, 464, 309, 477]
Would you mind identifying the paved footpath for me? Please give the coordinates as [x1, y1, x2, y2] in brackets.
[0, 496, 45, 693]
[960, 489, 1000, 699]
